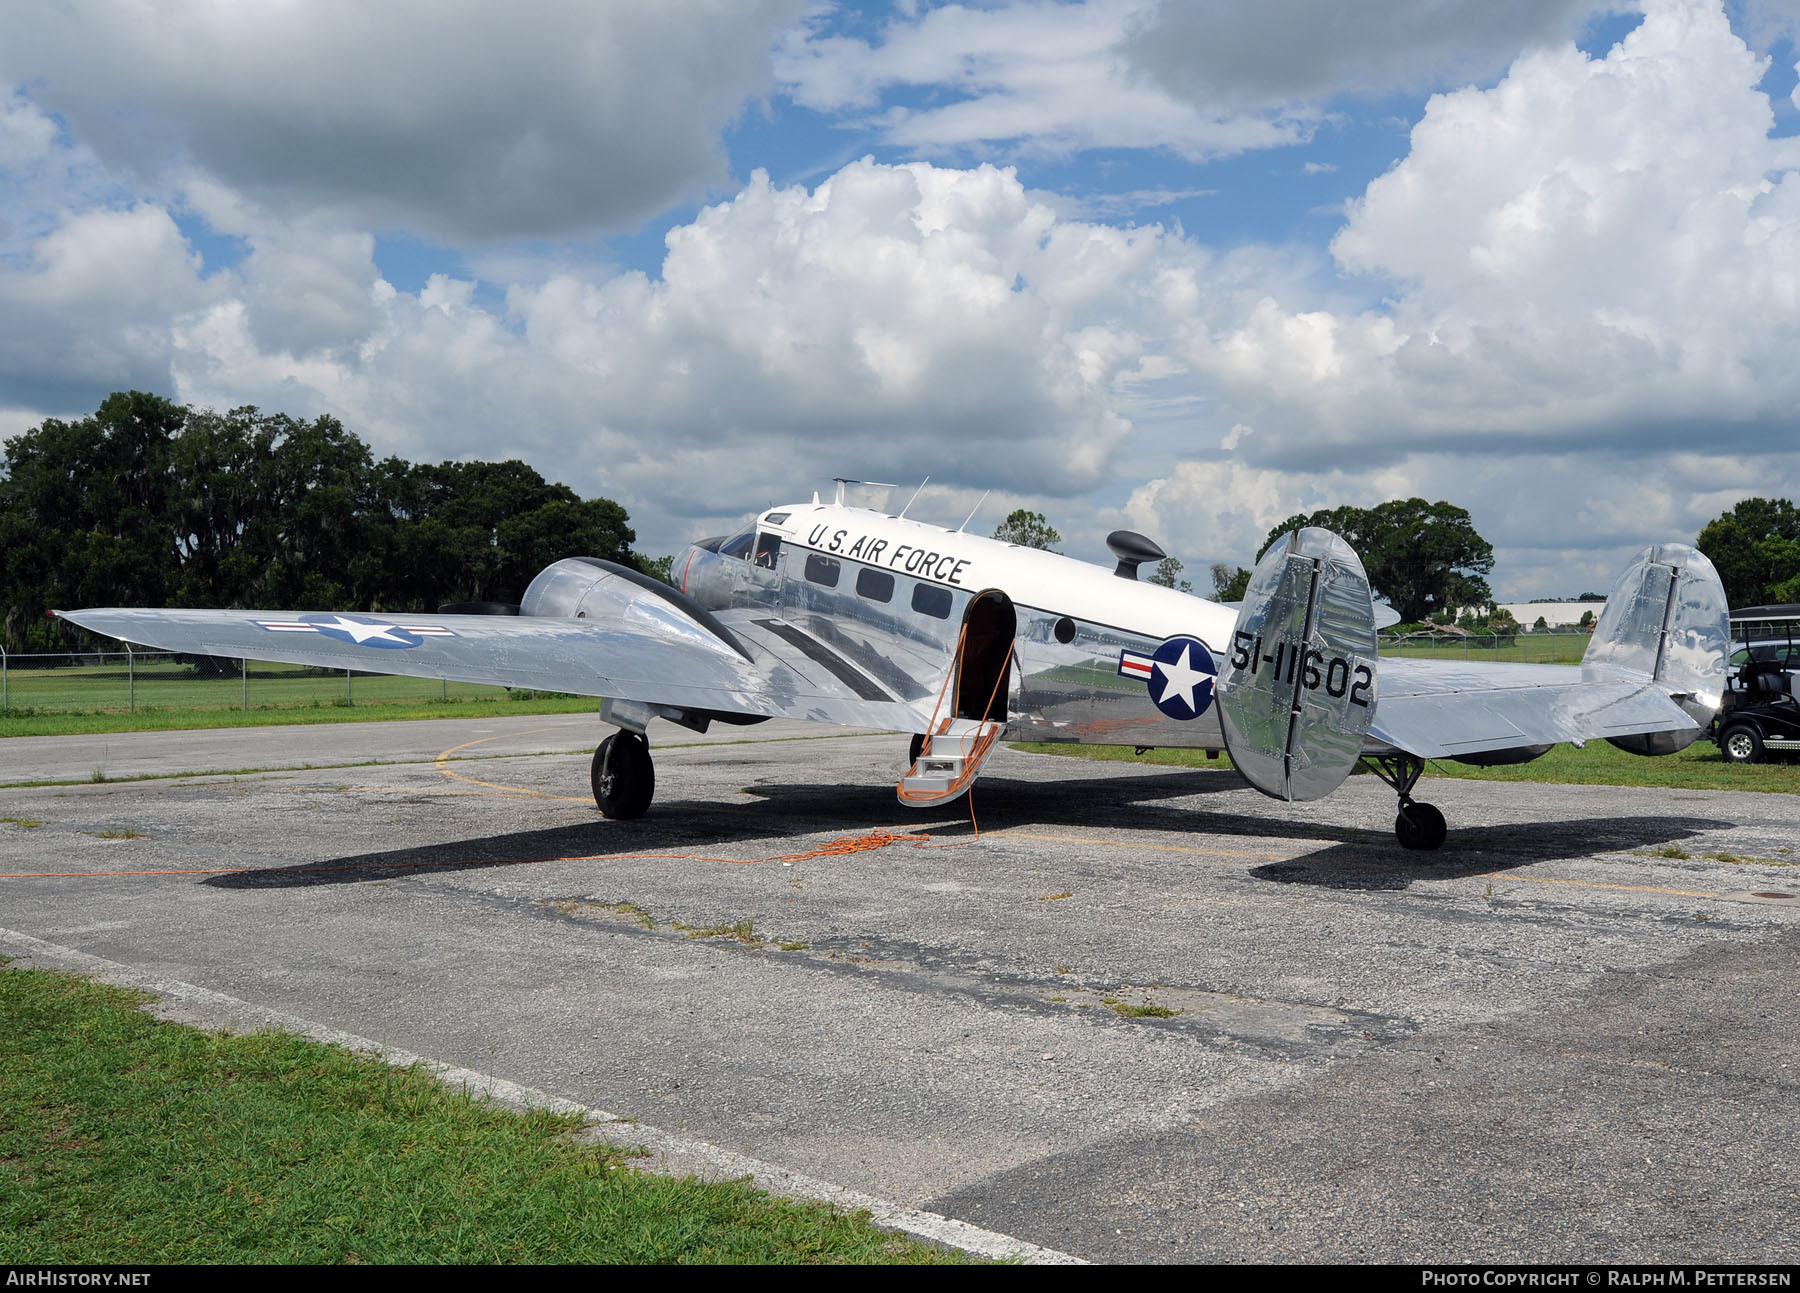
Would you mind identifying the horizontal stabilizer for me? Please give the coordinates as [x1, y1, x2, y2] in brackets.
[1368, 666, 1697, 759]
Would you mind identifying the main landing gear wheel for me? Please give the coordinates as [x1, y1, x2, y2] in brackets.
[592, 731, 655, 819]
[1364, 753, 1449, 850]
[1394, 800, 1447, 851]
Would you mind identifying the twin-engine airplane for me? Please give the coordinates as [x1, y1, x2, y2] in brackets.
[59, 483, 1730, 850]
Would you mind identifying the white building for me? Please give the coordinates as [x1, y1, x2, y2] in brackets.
[1497, 601, 1602, 629]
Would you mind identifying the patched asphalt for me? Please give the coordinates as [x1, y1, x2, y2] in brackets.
[2, 716, 1797, 1263]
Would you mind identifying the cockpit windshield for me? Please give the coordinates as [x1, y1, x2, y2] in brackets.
[718, 529, 755, 560]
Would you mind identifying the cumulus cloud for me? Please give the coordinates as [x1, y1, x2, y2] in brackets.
[777, 0, 1614, 161]
[7, 0, 1800, 588]
[1122, 444, 1797, 599]
[0, 203, 222, 411]
[1122, 0, 1605, 110]
[775, 0, 1309, 158]
[1108, 1, 1800, 587]
[1169, 0, 1800, 467]
[150, 160, 1203, 547]
[0, 0, 806, 242]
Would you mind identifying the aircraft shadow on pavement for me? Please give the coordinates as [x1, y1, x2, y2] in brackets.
[198, 766, 1246, 889]
[1246, 815, 1737, 892]
[202, 765, 1729, 892]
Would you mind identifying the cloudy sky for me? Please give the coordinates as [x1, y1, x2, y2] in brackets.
[4, 0, 1800, 597]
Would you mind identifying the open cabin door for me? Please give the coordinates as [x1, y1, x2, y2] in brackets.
[956, 589, 1016, 721]
[898, 589, 1015, 808]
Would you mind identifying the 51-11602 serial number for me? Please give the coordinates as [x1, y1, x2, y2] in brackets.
[1230, 630, 1372, 707]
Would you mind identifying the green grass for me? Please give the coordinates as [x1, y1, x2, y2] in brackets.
[1378, 633, 1591, 666]
[1015, 737, 1800, 793]
[0, 658, 599, 737]
[1099, 998, 1180, 1019]
[0, 963, 963, 1265]
[0, 694, 598, 739]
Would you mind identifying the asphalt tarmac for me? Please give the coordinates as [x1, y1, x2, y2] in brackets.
[2, 715, 1797, 1263]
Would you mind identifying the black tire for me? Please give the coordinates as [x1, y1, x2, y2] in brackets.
[591, 732, 655, 818]
[908, 732, 928, 765]
[1395, 801, 1447, 851]
[1720, 725, 1764, 765]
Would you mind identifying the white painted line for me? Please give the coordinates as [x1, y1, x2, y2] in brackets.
[0, 926, 1084, 1265]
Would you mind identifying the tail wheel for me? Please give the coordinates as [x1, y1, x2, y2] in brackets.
[592, 732, 655, 818]
[1720, 726, 1763, 764]
[1395, 800, 1447, 850]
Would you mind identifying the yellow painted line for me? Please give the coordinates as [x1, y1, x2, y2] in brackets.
[1478, 873, 1717, 899]
[433, 728, 594, 803]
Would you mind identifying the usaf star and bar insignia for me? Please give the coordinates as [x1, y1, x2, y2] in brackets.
[253, 614, 458, 650]
[1118, 635, 1218, 720]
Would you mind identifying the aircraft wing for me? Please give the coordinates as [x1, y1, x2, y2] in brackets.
[54, 606, 936, 732]
[1367, 658, 1699, 759]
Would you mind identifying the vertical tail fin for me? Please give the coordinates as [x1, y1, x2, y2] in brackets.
[1583, 544, 1729, 755]
[1217, 527, 1380, 801]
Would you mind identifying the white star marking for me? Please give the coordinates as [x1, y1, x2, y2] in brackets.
[321, 615, 410, 645]
[1155, 644, 1209, 712]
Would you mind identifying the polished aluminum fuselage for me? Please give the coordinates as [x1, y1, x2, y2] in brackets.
[676, 502, 1238, 749]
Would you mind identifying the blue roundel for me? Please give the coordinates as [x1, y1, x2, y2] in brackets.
[301, 614, 424, 649]
[1147, 635, 1217, 720]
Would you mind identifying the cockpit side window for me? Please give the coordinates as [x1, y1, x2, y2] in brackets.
[754, 532, 782, 570]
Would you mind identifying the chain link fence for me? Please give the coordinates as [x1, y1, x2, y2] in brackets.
[0, 649, 538, 715]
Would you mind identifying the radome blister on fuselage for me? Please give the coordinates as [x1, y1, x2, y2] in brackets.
[675, 500, 1239, 752]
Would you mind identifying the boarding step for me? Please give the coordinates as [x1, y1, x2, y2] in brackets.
[897, 718, 1005, 807]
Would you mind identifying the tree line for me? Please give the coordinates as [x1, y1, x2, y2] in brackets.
[1697, 497, 1800, 609]
[1004, 493, 1800, 624]
[0, 391, 644, 653]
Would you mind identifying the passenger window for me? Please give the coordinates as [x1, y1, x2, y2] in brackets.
[804, 553, 841, 587]
[856, 568, 895, 603]
[911, 583, 952, 619]
[754, 532, 781, 570]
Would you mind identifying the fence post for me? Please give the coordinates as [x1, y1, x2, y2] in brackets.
[241, 657, 248, 711]
[346, 668, 353, 706]
[127, 644, 135, 713]
[2, 644, 7, 712]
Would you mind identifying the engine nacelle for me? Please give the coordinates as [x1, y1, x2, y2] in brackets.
[521, 557, 750, 662]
